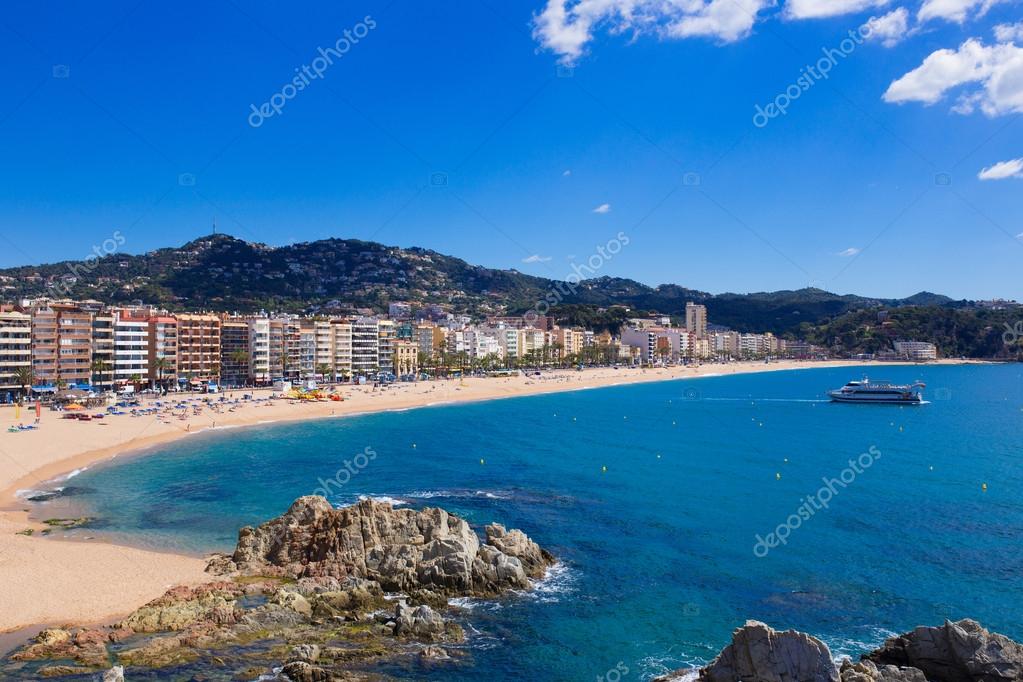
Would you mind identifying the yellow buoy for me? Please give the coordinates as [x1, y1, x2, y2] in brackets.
[982, 483, 988, 491]
[776, 472, 781, 480]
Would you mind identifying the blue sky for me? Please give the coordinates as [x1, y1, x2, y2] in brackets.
[0, 0, 1020, 300]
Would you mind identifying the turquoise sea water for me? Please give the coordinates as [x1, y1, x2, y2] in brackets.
[35, 365, 1023, 680]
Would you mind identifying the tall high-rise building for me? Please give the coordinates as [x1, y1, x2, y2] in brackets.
[91, 310, 115, 390]
[351, 317, 380, 376]
[247, 318, 271, 385]
[176, 314, 221, 385]
[0, 310, 32, 397]
[220, 320, 250, 386]
[112, 309, 150, 387]
[31, 303, 93, 387]
[685, 302, 708, 339]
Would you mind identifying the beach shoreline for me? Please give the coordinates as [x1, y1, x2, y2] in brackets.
[0, 359, 984, 633]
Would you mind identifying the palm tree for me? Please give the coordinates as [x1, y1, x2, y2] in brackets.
[151, 357, 171, 391]
[13, 366, 32, 400]
[230, 350, 250, 386]
[315, 363, 333, 383]
[129, 373, 143, 394]
[90, 358, 112, 389]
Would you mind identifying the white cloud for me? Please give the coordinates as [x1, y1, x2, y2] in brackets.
[862, 8, 910, 46]
[522, 254, 553, 263]
[918, 0, 1007, 23]
[592, 202, 612, 213]
[837, 247, 861, 256]
[978, 157, 1023, 179]
[562, 169, 572, 176]
[532, 0, 775, 65]
[883, 39, 1023, 116]
[994, 22, 1023, 42]
[785, 0, 889, 20]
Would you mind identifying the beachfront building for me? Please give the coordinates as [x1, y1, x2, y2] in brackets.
[894, 340, 938, 361]
[91, 310, 115, 390]
[247, 318, 271, 385]
[147, 314, 178, 389]
[685, 302, 708, 339]
[554, 328, 586, 358]
[393, 339, 418, 376]
[298, 321, 317, 380]
[621, 327, 689, 363]
[220, 320, 249, 386]
[351, 317, 380, 377]
[282, 318, 302, 382]
[112, 309, 150, 388]
[0, 310, 32, 397]
[416, 323, 446, 360]
[378, 319, 395, 373]
[176, 313, 221, 386]
[330, 319, 353, 380]
[31, 302, 93, 388]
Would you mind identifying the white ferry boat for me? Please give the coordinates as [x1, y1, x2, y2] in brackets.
[828, 377, 926, 404]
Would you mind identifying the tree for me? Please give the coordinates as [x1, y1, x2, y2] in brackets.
[129, 373, 143, 394]
[151, 357, 171, 391]
[13, 366, 33, 399]
[90, 358, 112, 388]
[316, 363, 333, 382]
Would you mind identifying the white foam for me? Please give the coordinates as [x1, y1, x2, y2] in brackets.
[526, 561, 578, 603]
[58, 467, 88, 481]
[356, 494, 409, 507]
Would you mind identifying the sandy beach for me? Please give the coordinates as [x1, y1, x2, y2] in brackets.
[0, 360, 968, 633]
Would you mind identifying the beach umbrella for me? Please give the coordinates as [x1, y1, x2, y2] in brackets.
[65, 403, 84, 410]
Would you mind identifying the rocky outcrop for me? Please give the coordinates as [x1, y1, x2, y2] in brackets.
[840, 659, 927, 681]
[696, 620, 840, 682]
[5, 496, 556, 680]
[655, 619, 1023, 682]
[865, 619, 1023, 682]
[211, 496, 555, 597]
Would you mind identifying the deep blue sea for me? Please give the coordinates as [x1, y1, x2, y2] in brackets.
[39, 365, 1023, 680]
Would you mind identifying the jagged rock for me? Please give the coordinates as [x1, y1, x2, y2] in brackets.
[118, 582, 242, 632]
[699, 620, 839, 682]
[12, 627, 109, 667]
[392, 601, 445, 640]
[35, 629, 71, 647]
[310, 583, 387, 619]
[840, 659, 927, 681]
[102, 666, 126, 682]
[865, 619, 1023, 682]
[37, 665, 96, 677]
[224, 496, 554, 596]
[118, 634, 198, 668]
[485, 523, 555, 578]
[420, 645, 452, 660]
[280, 660, 366, 681]
[291, 643, 321, 662]
[272, 588, 313, 617]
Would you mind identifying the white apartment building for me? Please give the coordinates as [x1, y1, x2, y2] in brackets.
[351, 317, 380, 376]
[331, 320, 353, 379]
[248, 318, 271, 384]
[685, 302, 708, 339]
[894, 340, 938, 361]
[112, 310, 150, 385]
[0, 311, 31, 396]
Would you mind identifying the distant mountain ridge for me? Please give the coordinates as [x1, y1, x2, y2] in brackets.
[0, 233, 964, 336]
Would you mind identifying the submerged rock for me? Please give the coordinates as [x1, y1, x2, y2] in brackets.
[216, 496, 555, 597]
[865, 619, 1023, 682]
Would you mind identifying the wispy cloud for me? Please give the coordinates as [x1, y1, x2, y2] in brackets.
[978, 157, 1023, 180]
[862, 8, 911, 47]
[786, 0, 890, 20]
[838, 247, 861, 257]
[562, 169, 572, 176]
[592, 203, 612, 214]
[531, 0, 775, 65]
[522, 254, 553, 263]
[994, 21, 1023, 42]
[918, 0, 1008, 23]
